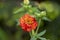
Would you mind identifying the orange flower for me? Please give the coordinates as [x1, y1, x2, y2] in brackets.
[19, 14, 37, 32]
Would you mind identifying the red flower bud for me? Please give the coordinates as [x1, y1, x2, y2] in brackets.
[19, 14, 37, 32]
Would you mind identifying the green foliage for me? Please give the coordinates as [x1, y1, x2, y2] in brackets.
[15, 30, 22, 40]
[38, 1, 59, 20]
[6, 19, 15, 27]
[0, 28, 9, 40]
[37, 37, 47, 40]
[13, 7, 25, 14]
[30, 30, 47, 40]
[30, 36, 37, 40]
[37, 30, 46, 37]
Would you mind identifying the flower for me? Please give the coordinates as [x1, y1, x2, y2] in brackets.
[19, 14, 37, 32]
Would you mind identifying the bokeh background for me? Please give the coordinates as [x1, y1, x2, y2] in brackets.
[0, 0, 60, 40]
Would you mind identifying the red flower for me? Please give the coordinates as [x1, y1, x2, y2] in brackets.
[19, 14, 37, 32]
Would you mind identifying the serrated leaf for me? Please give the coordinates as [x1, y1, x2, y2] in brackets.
[37, 30, 46, 37]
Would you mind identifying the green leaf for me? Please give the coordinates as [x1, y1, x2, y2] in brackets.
[37, 30, 46, 37]
[42, 17, 51, 22]
[13, 7, 24, 14]
[38, 37, 47, 40]
[30, 36, 37, 40]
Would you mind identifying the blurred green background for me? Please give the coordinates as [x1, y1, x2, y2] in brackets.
[0, 0, 60, 40]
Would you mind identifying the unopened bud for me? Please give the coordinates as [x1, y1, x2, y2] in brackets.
[40, 11, 46, 17]
[24, 0, 29, 5]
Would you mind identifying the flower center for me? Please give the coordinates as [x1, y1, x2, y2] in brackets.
[25, 19, 32, 25]
[27, 20, 32, 24]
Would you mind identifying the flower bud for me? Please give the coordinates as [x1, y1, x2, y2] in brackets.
[40, 11, 46, 17]
[24, 0, 29, 5]
[35, 11, 46, 18]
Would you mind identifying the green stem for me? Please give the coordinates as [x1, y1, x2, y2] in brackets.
[30, 19, 41, 40]
[32, 30, 35, 36]
[36, 19, 41, 34]
[29, 30, 35, 38]
[30, 30, 37, 40]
